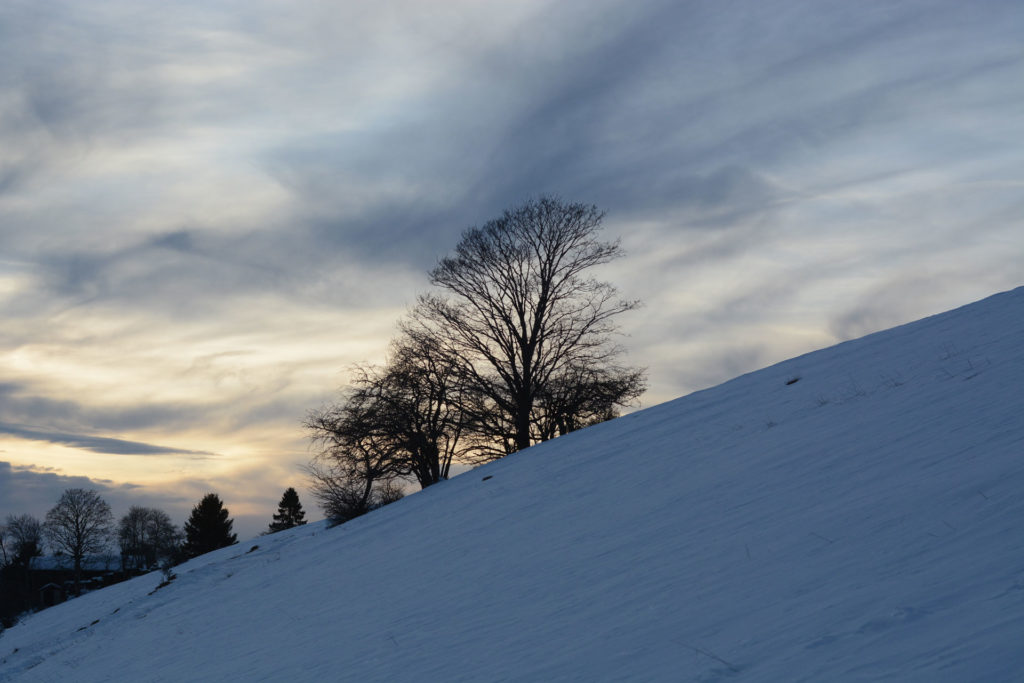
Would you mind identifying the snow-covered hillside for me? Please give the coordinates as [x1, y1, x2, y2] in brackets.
[2, 287, 1023, 682]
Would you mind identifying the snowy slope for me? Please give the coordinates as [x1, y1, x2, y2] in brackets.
[2, 287, 1023, 682]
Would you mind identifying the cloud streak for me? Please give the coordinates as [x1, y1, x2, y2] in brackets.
[0, 423, 216, 457]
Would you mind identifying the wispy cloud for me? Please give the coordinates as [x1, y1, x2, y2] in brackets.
[0, 423, 216, 457]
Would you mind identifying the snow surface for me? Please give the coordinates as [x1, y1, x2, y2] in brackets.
[2, 287, 1023, 682]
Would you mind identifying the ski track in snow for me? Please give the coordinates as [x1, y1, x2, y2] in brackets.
[1, 286, 1022, 681]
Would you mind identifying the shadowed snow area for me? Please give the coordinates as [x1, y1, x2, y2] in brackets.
[2, 287, 1023, 681]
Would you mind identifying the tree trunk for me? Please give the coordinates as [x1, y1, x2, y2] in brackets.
[73, 553, 82, 596]
[514, 397, 532, 452]
[360, 477, 375, 515]
[426, 444, 440, 486]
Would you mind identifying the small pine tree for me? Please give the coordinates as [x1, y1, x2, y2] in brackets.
[268, 487, 307, 533]
[182, 493, 237, 558]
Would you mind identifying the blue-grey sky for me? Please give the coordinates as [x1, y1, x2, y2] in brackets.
[2, 0, 1022, 539]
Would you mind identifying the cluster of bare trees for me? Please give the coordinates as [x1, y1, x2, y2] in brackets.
[2, 486, 312, 626]
[2, 490, 182, 597]
[306, 197, 645, 523]
[118, 506, 181, 572]
[1, 489, 118, 623]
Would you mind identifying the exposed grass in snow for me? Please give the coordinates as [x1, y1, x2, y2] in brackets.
[1, 287, 1023, 681]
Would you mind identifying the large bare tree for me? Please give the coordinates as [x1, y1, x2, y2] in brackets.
[412, 196, 644, 455]
[44, 489, 112, 594]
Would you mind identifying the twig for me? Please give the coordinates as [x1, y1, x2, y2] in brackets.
[675, 641, 739, 673]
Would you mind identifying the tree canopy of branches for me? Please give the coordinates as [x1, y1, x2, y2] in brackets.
[182, 493, 237, 559]
[0, 514, 45, 627]
[412, 195, 645, 456]
[2, 514, 43, 569]
[305, 329, 468, 526]
[44, 489, 113, 595]
[268, 487, 307, 533]
[118, 506, 181, 572]
[305, 385, 409, 523]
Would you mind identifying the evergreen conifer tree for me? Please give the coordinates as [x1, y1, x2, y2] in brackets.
[182, 493, 237, 558]
[268, 487, 307, 533]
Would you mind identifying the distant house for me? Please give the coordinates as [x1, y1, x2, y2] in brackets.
[39, 583, 66, 607]
[30, 554, 122, 603]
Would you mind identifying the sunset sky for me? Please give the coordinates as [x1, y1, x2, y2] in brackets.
[2, 0, 1022, 539]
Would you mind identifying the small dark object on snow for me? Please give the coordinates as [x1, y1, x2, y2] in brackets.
[785, 376, 801, 385]
[481, 475, 493, 481]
